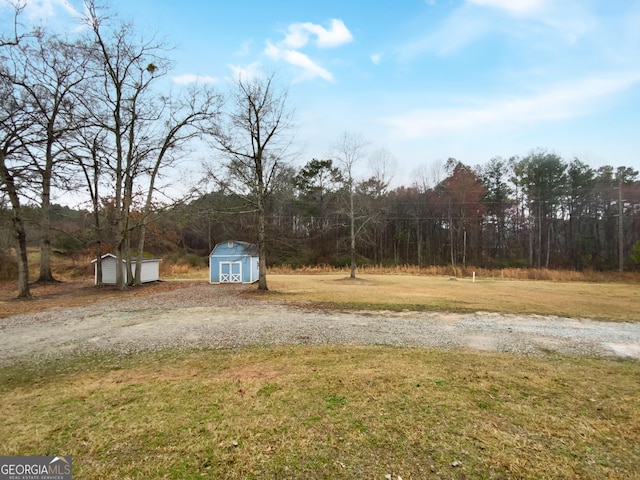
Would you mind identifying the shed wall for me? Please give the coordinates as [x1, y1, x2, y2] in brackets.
[100, 257, 118, 284]
[209, 241, 259, 284]
[93, 256, 160, 285]
[140, 261, 160, 283]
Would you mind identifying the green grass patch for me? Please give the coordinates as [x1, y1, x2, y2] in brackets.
[1, 345, 639, 479]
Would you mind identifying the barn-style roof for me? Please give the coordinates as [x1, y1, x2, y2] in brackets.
[211, 240, 259, 257]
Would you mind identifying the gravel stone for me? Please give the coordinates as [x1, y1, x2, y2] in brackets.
[1, 283, 639, 365]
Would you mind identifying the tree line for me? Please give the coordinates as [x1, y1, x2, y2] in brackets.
[161, 151, 640, 273]
[8, 147, 638, 280]
[2, 2, 639, 298]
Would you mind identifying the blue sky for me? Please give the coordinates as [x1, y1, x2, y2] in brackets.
[6, 0, 640, 186]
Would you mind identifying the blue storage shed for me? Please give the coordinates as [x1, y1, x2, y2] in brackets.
[209, 240, 259, 284]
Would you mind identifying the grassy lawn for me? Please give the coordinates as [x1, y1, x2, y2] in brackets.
[266, 274, 640, 322]
[2, 271, 639, 478]
[1, 346, 639, 479]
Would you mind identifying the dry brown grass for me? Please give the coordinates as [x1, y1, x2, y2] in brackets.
[1, 346, 638, 479]
[159, 262, 209, 279]
[269, 263, 640, 283]
[3, 252, 639, 321]
[18, 250, 640, 284]
[0, 280, 198, 318]
[263, 273, 640, 322]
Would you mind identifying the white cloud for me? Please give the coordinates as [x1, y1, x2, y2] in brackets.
[283, 19, 353, 49]
[235, 40, 253, 57]
[263, 19, 351, 82]
[172, 74, 219, 85]
[382, 73, 640, 139]
[228, 63, 263, 82]
[265, 41, 333, 82]
[467, 0, 547, 17]
[282, 24, 309, 50]
[399, 6, 494, 58]
[370, 53, 382, 65]
[21, 0, 82, 20]
[54, 0, 79, 16]
[399, 0, 596, 59]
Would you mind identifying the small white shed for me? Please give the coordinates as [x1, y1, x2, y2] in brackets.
[91, 253, 161, 285]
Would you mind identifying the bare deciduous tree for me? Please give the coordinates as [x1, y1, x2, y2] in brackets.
[131, 85, 223, 285]
[207, 73, 295, 290]
[0, 1, 26, 47]
[4, 32, 89, 282]
[332, 131, 369, 278]
[73, 125, 108, 285]
[0, 65, 34, 297]
[82, 0, 173, 287]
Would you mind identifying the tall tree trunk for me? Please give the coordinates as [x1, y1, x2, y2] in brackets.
[449, 201, 455, 267]
[463, 229, 467, 268]
[258, 189, 268, 290]
[349, 187, 356, 278]
[15, 223, 30, 298]
[37, 171, 57, 282]
[124, 231, 133, 286]
[114, 216, 125, 287]
[537, 202, 542, 268]
[1, 159, 32, 298]
[113, 135, 125, 288]
[80, 144, 104, 286]
[528, 217, 533, 266]
[36, 109, 59, 283]
[94, 241, 103, 286]
[417, 221, 422, 268]
[134, 224, 145, 285]
[619, 181, 624, 272]
[546, 223, 552, 268]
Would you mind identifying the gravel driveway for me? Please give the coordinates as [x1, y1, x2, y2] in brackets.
[1, 282, 639, 365]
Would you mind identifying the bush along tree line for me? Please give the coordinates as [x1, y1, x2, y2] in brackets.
[2, 3, 640, 297]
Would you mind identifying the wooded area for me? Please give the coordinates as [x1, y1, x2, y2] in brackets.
[128, 152, 640, 273]
[2, 2, 639, 297]
[3, 151, 639, 275]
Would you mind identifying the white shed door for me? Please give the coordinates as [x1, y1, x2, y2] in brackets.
[220, 261, 242, 283]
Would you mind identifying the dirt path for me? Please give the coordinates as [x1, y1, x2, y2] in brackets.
[1, 281, 639, 365]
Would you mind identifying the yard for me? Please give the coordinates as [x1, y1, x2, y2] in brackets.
[1, 274, 639, 479]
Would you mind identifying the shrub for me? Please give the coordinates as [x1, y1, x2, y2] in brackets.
[632, 240, 640, 266]
[52, 234, 84, 255]
[182, 253, 206, 268]
[0, 251, 18, 280]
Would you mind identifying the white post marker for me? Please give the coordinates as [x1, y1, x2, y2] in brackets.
[473, 271, 476, 283]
